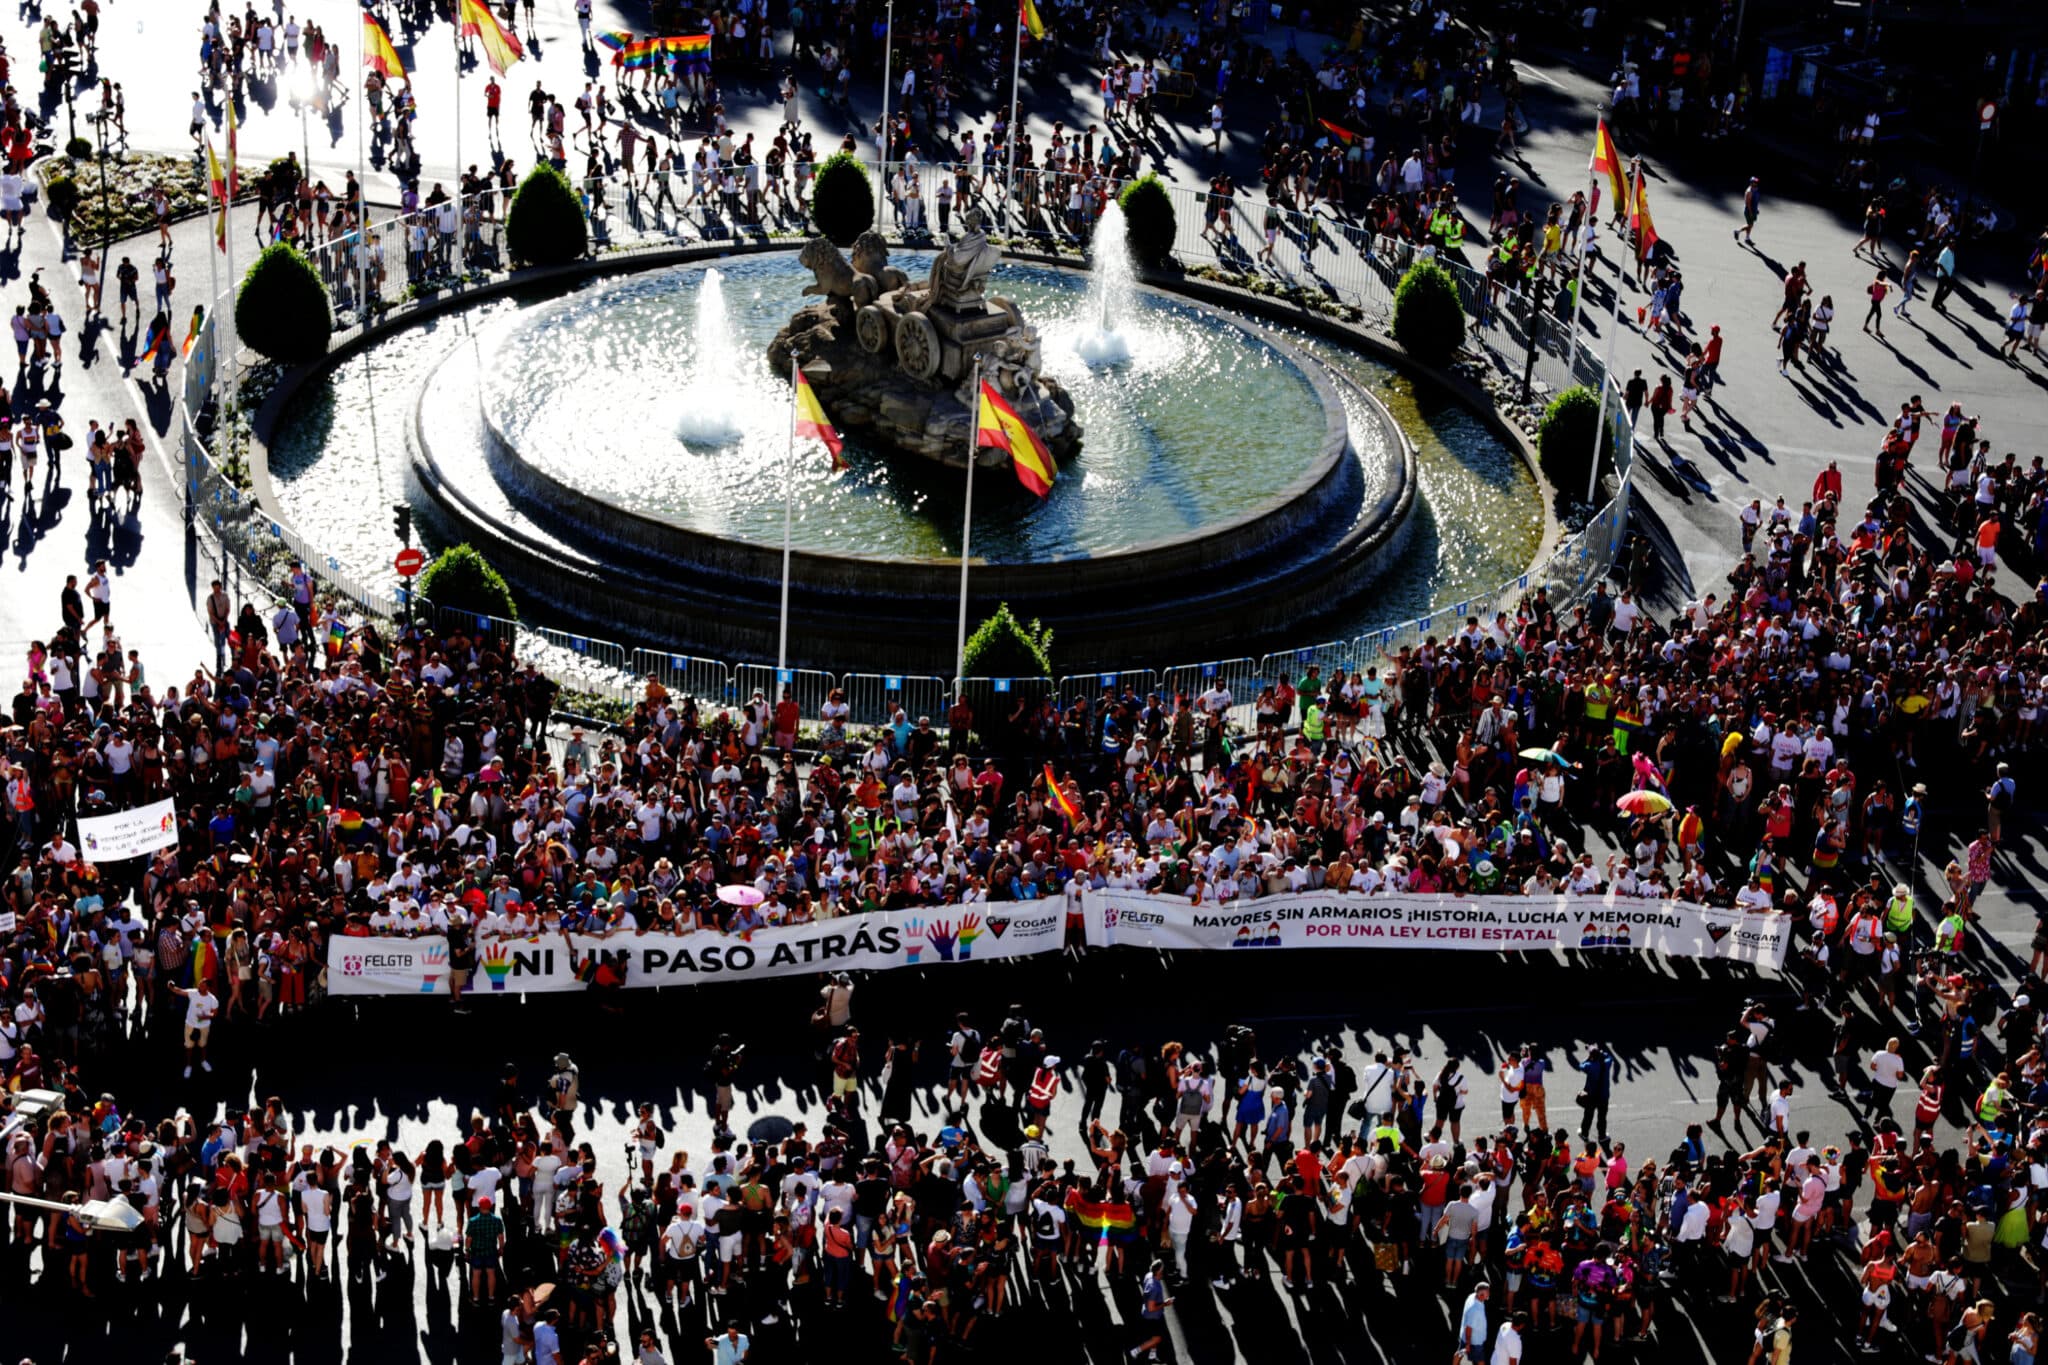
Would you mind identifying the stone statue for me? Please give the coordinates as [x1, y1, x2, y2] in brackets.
[770, 225, 1080, 469]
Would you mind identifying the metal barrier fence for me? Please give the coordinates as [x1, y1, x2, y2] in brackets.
[175, 162, 1637, 729]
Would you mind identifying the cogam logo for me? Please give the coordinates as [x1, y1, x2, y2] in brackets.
[1705, 922, 1733, 945]
[987, 917, 1011, 938]
[341, 956, 364, 977]
[481, 944, 514, 991]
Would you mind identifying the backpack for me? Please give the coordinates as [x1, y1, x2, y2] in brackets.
[1033, 1206, 1059, 1242]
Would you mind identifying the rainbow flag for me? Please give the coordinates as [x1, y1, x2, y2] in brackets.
[181, 306, 206, 358]
[793, 368, 845, 471]
[1589, 119, 1626, 221]
[1317, 118, 1357, 145]
[594, 30, 633, 52]
[459, 0, 525, 76]
[363, 12, 408, 81]
[1074, 1198, 1136, 1240]
[1020, 0, 1046, 39]
[886, 1276, 915, 1323]
[190, 932, 220, 988]
[1044, 764, 1081, 824]
[976, 380, 1055, 498]
[136, 321, 171, 367]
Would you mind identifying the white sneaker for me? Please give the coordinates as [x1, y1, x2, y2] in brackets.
[183, 1065, 192, 1078]
[201, 1060, 213, 1073]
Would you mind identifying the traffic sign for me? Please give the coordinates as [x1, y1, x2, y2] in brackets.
[1980, 100, 1998, 129]
[394, 547, 427, 577]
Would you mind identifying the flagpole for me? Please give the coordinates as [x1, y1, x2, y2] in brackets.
[777, 355, 801, 672]
[955, 356, 982, 697]
[356, 16, 368, 326]
[203, 176, 220, 410]
[222, 102, 239, 445]
[1586, 159, 1634, 506]
[1002, 16, 1021, 234]
[877, 0, 893, 179]
[454, 12, 463, 197]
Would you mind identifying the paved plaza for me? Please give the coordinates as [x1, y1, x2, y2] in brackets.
[0, 4, 2044, 1365]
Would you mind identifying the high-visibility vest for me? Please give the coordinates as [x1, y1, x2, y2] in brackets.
[1028, 1068, 1059, 1108]
[7, 777, 31, 812]
[1444, 216, 1464, 249]
[1884, 893, 1915, 935]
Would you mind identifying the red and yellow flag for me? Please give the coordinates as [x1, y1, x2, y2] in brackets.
[363, 12, 408, 82]
[1043, 764, 1080, 823]
[793, 368, 846, 472]
[459, 0, 526, 76]
[1631, 170, 1658, 261]
[203, 135, 228, 252]
[1019, 0, 1046, 40]
[976, 380, 1055, 498]
[1589, 118, 1626, 220]
[225, 93, 240, 198]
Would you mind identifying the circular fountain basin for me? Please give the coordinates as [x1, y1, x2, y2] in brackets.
[267, 248, 1551, 671]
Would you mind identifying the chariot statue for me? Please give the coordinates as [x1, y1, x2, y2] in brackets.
[768, 213, 1080, 470]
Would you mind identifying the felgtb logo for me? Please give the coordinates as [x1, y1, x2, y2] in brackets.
[342, 956, 364, 977]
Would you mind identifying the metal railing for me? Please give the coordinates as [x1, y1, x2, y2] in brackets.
[176, 162, 1637, 727]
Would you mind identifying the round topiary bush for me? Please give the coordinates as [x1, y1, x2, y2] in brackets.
[1118, 174, 1176, 266]
[811, 153, 875, 247]
[417, 544, 519, 621]
[1536, 384, 1617, 496]
[1391, 258, 1467, 368]
[45, 175, 80, 219]
[64, 137, 93, 161]
[234, 241, 332, 364]
[505, 164, 588, 269]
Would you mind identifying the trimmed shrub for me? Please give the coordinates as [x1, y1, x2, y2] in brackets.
[234, 242, 332, 364]
[64, 137, 93, 161]
[45, 175, 80, 219]
[505, 164, 588, 268]
[1118, 174, 1176, 266]
[962, 602, 1052, 678]
[1391, 258, 1466, 368]
[417, 544, 519, 621]
[1536, 385, 1616, 496]
[810, 153, 875, 247]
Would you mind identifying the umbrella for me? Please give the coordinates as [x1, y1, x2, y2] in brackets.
[1518, 747, 1574, 766]
[1616, 790, 1672, 816]
[717, 884, 765, 908]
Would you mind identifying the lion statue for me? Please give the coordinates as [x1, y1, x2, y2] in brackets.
[799, 237, 858, 299]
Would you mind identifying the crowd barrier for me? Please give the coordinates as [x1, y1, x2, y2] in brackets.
[323, 889, 1789, 996]
[172, 160, 1636, 726]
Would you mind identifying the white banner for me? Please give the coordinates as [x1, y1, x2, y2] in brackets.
[1084, 889, 1791, 967]
[75, 798, 180, 861]
[326, 890, 1789, 996]
[327, 903, 1068, 996]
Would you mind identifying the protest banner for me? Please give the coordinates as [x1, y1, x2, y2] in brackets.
[75, 798, 180, 861]
[1084, 889, 1792, 967]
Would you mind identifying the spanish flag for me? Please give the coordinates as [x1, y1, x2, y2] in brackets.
[204, 134, 228, 252]
[1589, 118, 1626, 221]
[793, 368, 846, 472]
[224, 93, 240, 197]
[976, 380, 1055, 498]
[1631, 170, 1658, 261]
[1019, 0, 1046, 40]
[1044, 764, 1081, 823]
[363, 12, 408, 82]
[182, 306, 206, 358]
[459, 0, 526, 76]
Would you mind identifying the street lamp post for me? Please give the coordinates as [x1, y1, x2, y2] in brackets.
[0, 1189, 145, 1234]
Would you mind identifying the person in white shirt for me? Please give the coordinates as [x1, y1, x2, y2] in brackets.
[169, 981, 218, 1076]
[1491, 1310, 1525, 1365]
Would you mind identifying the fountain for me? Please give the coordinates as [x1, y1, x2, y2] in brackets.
[674, 268, 747, 446]
[1075, 202, 1136, 367]
[766, 213, 1082, 469]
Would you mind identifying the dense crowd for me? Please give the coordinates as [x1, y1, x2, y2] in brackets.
[6, 1, 2048, 1364]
